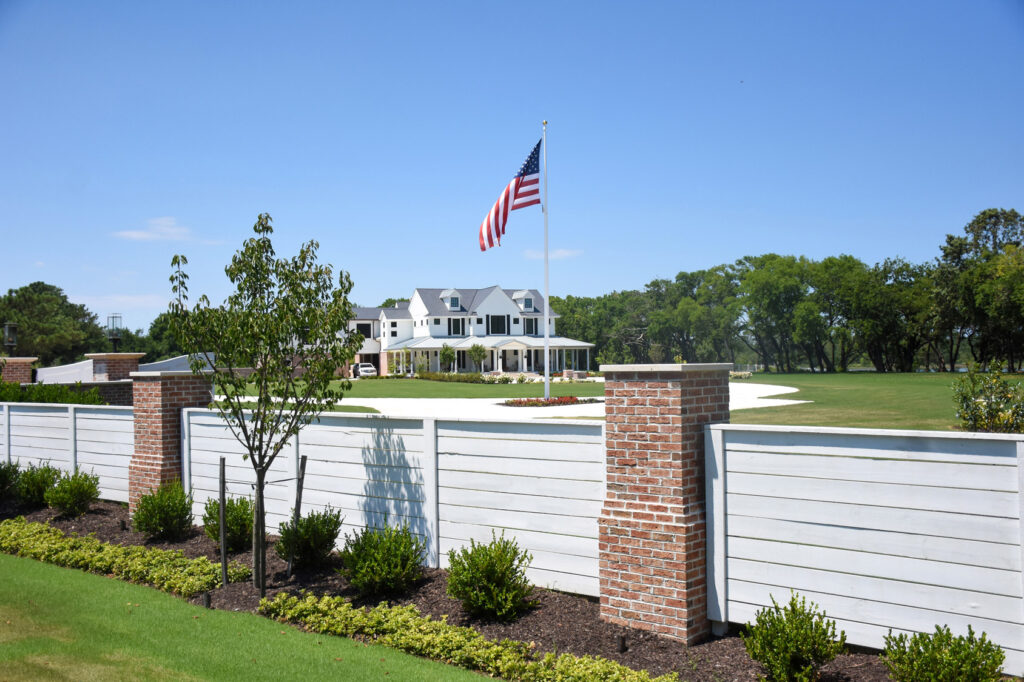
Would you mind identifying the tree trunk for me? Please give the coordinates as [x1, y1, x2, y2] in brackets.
[252, 467, 267, 596]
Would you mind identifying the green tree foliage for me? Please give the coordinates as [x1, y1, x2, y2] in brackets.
[467, 343, 487, 371]
[0, 282, 106, 366]
[169, 213, 362, 595]
[378, 297, 410, 308]
[439, 343, 456, 372]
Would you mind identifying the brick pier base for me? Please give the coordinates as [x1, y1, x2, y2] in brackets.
[1, 357, 38, 384]
[598, 363, 731, 643]
[129, 371, 213, 512]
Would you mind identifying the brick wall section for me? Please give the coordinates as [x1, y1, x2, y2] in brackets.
[598, 363, 731, 643]
[69, 380, 134, 406]
[0, 357, 37, 384]
[85, 353, 145, 381]
[129, 371, 213, 512]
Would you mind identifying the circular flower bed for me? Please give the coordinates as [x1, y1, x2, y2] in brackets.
[502, 396, 601, 407]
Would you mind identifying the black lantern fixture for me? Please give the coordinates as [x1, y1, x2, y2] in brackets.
[2, 322, 16, 354]
[106, 314, 123, 352]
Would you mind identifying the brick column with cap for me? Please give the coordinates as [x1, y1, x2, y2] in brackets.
[598, 363, 731, 643]
[0, 357, 37, 384]
[85, 352, 146, 381]
[129, 370, 213, 512]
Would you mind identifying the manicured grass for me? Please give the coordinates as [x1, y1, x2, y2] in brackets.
[240, 378, 605, 399]
[0, 553, 482, 681]
[345, 378, 604, 399]
[730, 372, 989, 431]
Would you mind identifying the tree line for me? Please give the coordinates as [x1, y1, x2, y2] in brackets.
[552, 208, 1024, 372]
[0, 282, 183, 367]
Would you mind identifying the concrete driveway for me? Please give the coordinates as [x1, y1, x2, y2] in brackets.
[339, 381, 804, 420]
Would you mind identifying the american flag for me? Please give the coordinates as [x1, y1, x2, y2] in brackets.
[479, 139, 542, 251]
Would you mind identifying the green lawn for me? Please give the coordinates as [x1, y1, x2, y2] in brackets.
[242, 378, 606, 400]
[0, 553, 482, 681]
[730, 371, 980, 431]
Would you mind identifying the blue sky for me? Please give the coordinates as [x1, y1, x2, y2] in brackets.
[1, 1, 1022, 331]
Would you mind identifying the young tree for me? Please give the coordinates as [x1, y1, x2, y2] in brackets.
[468, 343, 487, 372]
[439, 343, 456, 373]
[170, 213, 362, 595]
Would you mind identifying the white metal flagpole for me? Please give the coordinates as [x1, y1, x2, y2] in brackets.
[542, 120, 551, 400]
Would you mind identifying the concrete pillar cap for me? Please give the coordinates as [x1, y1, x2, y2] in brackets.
[599, 363, 733, 373]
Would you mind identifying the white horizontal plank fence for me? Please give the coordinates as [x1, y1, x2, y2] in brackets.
[706, 424, 1024, 676]
[0, 402, 134, 502]
[182, 409, 605, 596]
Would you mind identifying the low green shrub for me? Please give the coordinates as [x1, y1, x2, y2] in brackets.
[446, 531, 537, 622]
[260, 592, 678, 682]
[952, 361, 1024, 433]
[0, 461, 19, 502]
[338, 521, 425, 596]
[16, 463, 62, 507]
[44, 470, 100, 517]
[881, 625, 1005, 681]
[0, 516, 249, 596]
[275, 506, 343, 568]
[0, 381, 104, 404]
[741, 592, 846, 682]
[132, 480, 193, 541]
[202, 496, 254, 553]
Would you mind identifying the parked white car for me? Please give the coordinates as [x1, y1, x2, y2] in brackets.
[354, 362, 377, 377]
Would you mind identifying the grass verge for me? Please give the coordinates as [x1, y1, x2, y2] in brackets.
[731, 372, 982, 430]
[241, 378, 605, 399]
[0, 553, 483, 681]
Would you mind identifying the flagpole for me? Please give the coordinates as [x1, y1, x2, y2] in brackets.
[542, 120, 550, 400]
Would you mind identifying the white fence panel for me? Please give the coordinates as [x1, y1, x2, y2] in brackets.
[74, 406, 134, 502]
[436, 419, 604, 597]
[0, 403, 134, 502]
[180, 410, 604, 596]
[185, 410, 294, 532]
[7, 404, 72, 470]
[300, 414, 430, 553]
[706, 424, 1024, 676]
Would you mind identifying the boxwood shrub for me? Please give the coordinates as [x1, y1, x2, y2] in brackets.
[260, 592, 678, 682]
[0, 517, 249, 596]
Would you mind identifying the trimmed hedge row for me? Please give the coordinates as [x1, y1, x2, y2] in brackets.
[0, 517, 250, 597]
[260, 592, 678, 682]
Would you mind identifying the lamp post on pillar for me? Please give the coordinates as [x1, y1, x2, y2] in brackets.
[2, 322, 16, 355]
[106, 314, 123, 353]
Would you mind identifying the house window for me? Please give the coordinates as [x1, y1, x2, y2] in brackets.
[391, 321, 397, 328]
[450, 296, 459, 310]
[524, 297, 533, 310]
[356, 323, 372, 337]
[450, 318, 465, 336]
[434, 319, 440, 325]
[390, 331, 397, 337]
[513, 318, 520, 325]
[488, 315, 507, 335]
[476, 318, 483, 324]
[524, 318, 538, 335]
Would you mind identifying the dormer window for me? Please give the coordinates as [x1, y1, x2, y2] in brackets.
[450, 296, 460, 310]
[523, 297, 533, 310]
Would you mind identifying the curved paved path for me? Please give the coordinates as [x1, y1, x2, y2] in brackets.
[339, 381, 805, 420]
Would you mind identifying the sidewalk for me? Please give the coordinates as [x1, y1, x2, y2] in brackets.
[338, 382, 805, 420]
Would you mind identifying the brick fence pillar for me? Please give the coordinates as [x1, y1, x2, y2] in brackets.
[129, 370, 213, 512]
[598, 363, 731, 643]
[86, 352, 146, 381]
[0, 357, 38, 384]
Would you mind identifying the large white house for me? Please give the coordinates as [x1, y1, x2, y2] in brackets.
[349, 286, 593, 376]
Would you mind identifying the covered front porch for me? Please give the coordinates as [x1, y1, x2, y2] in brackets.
[380, 336, 594, 376]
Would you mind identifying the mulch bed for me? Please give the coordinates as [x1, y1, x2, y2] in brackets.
[1, 499, 895, 681]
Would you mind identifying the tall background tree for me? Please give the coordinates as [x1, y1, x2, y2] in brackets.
[0, 282, 106, 365]
[170, 213, 363, 595]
